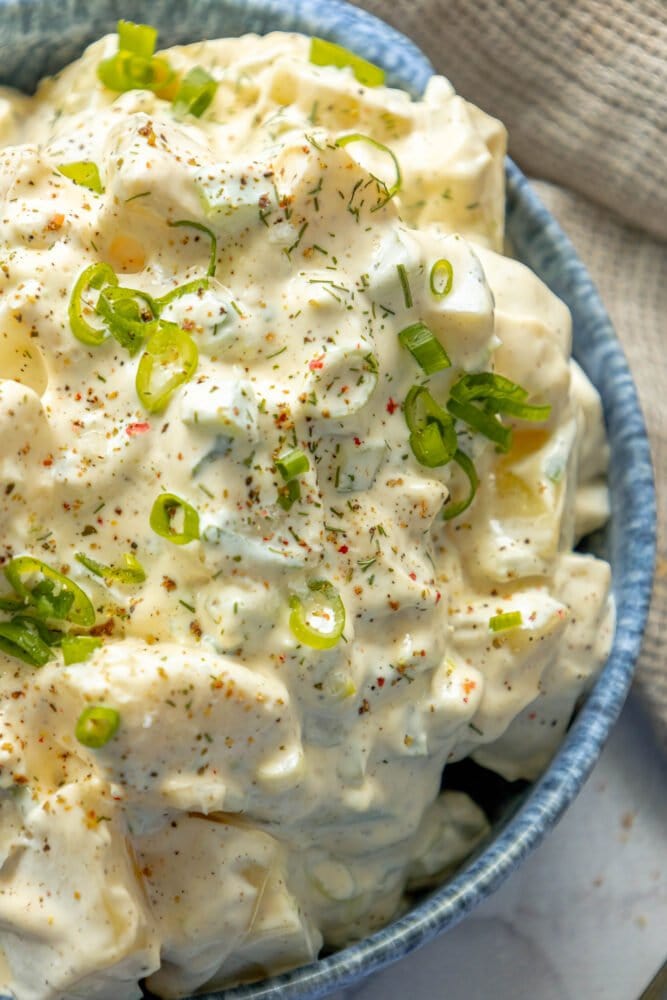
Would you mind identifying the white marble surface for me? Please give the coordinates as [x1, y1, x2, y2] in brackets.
[335, 692, 667, 1000]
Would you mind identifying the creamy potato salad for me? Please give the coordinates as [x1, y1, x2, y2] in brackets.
[0, 24, 613, 999]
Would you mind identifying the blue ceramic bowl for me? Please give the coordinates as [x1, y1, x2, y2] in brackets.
[0, 1, 656, 998]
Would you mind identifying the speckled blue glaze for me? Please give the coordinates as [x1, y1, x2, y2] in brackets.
[0, 2, 655, 999]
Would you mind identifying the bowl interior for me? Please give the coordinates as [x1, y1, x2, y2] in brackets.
[0, 2, 656, 999]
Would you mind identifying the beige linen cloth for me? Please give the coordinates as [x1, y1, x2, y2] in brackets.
[352, 0, 667, 751]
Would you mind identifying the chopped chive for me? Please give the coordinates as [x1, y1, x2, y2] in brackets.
[396, 263, 413, 308]
[266, 345, 287, 360]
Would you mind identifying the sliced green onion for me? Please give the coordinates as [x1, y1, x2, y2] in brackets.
[409, 420, 457, 468]
[442, 449, 479, 521]
[489, 611, 523, 632]
[96, 285, 158, 355]
[75, 706, 120, 748]
[0, 595, 24, 612]
[57, 161, 104, 195]
[450, 373, 551, 421]
[289, 579, 345, 650]
[404, 384, 450, 434]
[136, 321, 199, 413]
[172, 66, 218, 118]
[69, 262, 118, 346]
[10, 613, 63, 647]
[156, 277, 209, 309]
[446, 396, 512, 452]
[97, 50, 174, 93]
[117, 20, 157, 58]
[335, 133, 401, 208]
[429, 258, 454, 298]
[25, 580, 74, 622]
[276, 448, 310, 482]
[309, 37, 385, 87]
[4, 557, 95, 626]
[396, 263, 413, 308]
[168, 219, 217, 277]
[492, 397, 552, 421]
[277, 479, 301, 511]
[150, 493, 200, 545]
[447, 373, 550, 452]
[0, 619, 53, 667]
[97, 21, 173, 96]
[61, 635, 103, 665]
[97, 22, 170, 96]
[75, 552, 146, 585]
[398, 322, 451, 374]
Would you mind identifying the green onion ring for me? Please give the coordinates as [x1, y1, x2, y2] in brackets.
[4, 556, 95, 627]
[135, 320, 199, 413]
[68, 262, 118, 346]
[289, 579, 346, 650]
[75, 706, 120, 748]
[150, 493, 200, 545]
[429, 258, 454, 298]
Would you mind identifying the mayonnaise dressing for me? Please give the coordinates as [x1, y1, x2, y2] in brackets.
[0, 30, 613, 999]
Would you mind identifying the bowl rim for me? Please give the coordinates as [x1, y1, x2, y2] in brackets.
[0, 1, 656, 999]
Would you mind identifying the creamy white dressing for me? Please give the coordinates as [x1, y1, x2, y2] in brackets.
[0, 31, 613, 999]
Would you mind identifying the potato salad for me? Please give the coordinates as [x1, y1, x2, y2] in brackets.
[0, 24, 614, 999]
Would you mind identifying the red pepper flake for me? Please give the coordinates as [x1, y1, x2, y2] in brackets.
[309, 355, 325, 371]
[338, 544, 349, 554]
[377, 676, 385, 687]
[462, 678, 477, 696]
[386, 397, 398, 414]
[409, 571, 417, 581]
[353, 436, 362, 446]
[126, 422, 151, 436]
[42, 455, 53, 467]
[435, 591, 442, 604]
